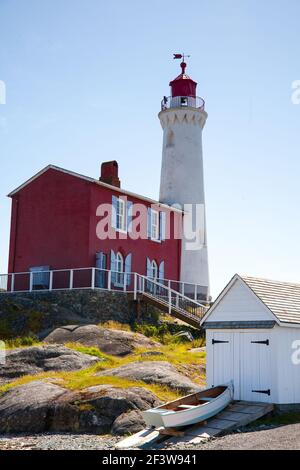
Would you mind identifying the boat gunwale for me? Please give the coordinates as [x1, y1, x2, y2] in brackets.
[150, 385, 230, 416]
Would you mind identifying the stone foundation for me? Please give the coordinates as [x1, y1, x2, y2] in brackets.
[0, 289, 136, 339]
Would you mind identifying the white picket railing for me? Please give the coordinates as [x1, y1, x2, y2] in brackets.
[0, 267, 209, 323]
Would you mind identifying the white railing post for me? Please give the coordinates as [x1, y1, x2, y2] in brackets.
[176, 292, 179, 308]
[49, 271, 53, 291]
[91, 268, 95, 289]
[168, 287, 172, 314]
[69, 270, 74, 289]
[123, 274, 127, 292]
[194, 284, 197, 300]
[11, 274, 15, 292]
[108, 270, 111, 291]
[134, 273, 137, 300]
[168, 279, 171, 291]
[29, 272, 33, 292]
[181, 282, 184, 295]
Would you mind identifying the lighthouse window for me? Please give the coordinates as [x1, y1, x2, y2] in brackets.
[181, 97, 188, 107]
[116, 198, 126, 232]
[166, 130, 174, 147]
[151, 210, 159, 240]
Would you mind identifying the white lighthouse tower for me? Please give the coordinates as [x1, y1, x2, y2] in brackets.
[159, 57, 209, 300]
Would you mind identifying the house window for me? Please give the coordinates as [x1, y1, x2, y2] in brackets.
[29, 266, 50, 290]
[151, 210, 159, 240]
[115, 252, 124, 286]
[116, 198, 126, 232]
[150, 260, 158, 280]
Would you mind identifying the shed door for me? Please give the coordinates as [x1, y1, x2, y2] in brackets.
[240, 332, 272, 403]
[212, 332, 234, 387]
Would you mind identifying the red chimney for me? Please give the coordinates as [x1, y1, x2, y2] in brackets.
[100, 161, 121, 187]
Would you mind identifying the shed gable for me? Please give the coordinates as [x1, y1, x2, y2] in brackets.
[205, 278, 275, 324]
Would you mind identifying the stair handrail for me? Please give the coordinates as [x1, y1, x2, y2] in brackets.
[134, 273, 208, 320]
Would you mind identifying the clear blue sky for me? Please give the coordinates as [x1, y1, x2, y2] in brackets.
[0, 0, 299, 298]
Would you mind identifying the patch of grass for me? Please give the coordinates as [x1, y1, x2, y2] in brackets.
[4, 335, 40, 349]
[250, 411, 300, 428]
[99, 321, 131, 332]
[0, 337, 206, 399]
[133, 322, 205, 347]
[0, 366, 181, 403]
[189, 338, 206, 348]
[65, 339, 206, 385]
[64, 343, 114, 362]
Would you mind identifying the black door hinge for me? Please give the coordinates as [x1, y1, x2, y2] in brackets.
[212, 339, 229, 345]
[252, 389, 271, 396]
[251, 339, 269, 345]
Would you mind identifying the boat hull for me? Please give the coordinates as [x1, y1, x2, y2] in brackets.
[142, 384, 233, 429]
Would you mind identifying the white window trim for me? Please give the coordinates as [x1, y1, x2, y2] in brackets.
[116, 198, 127, 233]
[150, 260, 158, 280]
[114, 252, 124, 287]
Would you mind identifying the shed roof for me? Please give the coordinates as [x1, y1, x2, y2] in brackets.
[202, 274, 300, 327]
[242, 275, 300, 325]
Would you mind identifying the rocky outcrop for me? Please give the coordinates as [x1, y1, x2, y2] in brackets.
[0, 345, 100, 384]
[0, 380, 160, 435]
[44, 325, 161, 356]
[99, 361, 201, 394]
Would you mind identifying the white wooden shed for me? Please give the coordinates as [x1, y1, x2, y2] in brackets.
[201, 274, 300, 407]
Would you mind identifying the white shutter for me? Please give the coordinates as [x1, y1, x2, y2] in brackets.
[146, 257, 152, 277]
[127, 201, 133, 233]
[147, 208, 152, 239]
[125, 253, 132, 286]
[160, 212, 166, 241]
[110, 249, 116, 283]
[112, 195, 118, 229]
[159, 261, 165, 282]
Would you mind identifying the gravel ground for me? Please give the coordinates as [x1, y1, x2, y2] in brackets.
[1, 424, 300, 450]
[162, 423, 300, 450]
[0, 433, 119, 450]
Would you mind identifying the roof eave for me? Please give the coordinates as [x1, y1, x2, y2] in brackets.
[7, 164, 184, 214]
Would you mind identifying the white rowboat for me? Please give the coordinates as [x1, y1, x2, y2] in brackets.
[142, 383, 233, 429]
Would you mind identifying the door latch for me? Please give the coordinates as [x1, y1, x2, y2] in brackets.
[252, 389, 271, 396]
[212, 339, 229, 345]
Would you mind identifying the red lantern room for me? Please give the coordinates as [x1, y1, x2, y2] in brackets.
[161, 56, 205, 111]
[169, 61, 197, 98]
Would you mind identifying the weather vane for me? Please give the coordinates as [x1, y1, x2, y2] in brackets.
[173, 53, 191, 62]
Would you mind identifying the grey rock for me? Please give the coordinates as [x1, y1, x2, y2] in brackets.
[44, 325, 161, 357]
[0, 380, 160, 435]
[0, 381, 67, 433]
[0, 345, 100, 383]
[99, 361, 200, 394]
[111, 410, 145, 436]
